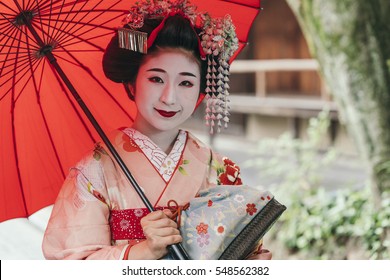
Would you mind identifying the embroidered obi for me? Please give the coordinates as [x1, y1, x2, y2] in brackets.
[110, 203, 189, 240]
[110, 207, 165, 240]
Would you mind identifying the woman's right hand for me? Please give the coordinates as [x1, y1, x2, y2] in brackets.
[139, 209, 182, 259]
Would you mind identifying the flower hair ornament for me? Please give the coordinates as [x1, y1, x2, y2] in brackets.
[118, 0, 239, 134]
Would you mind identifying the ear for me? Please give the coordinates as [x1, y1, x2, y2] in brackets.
[128, 83, 135, 93]
[123, 82, 135, 101]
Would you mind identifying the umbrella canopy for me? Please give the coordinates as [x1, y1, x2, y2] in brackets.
[0, 0, 261, 222]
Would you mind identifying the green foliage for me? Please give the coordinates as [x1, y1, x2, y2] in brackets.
[244, 111, 390, 259]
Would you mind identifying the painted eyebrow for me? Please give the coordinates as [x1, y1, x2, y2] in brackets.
[180, 72, 197, 78]
[146, 68, 197, 78]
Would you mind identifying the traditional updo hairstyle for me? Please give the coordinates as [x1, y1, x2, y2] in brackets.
[103, 14, 208, 100]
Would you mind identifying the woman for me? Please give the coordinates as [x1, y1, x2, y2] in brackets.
[42, 0, 271, 260]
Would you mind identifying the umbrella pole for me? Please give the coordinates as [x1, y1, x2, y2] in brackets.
[20, 13, 189, 260]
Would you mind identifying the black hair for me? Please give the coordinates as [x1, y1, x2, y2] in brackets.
[103, 14, 208, 99]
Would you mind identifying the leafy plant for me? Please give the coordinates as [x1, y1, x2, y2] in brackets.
[244, 111, 390, 259]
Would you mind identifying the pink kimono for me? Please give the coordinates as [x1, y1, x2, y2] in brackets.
[42, 128, 243, 259]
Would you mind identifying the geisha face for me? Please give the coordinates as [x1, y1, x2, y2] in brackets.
[132, 49, 201, 134]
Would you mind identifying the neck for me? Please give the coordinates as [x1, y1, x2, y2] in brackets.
[132, 124, 179, 154]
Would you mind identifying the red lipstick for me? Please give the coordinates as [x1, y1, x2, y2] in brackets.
[156, 109, 178, 118]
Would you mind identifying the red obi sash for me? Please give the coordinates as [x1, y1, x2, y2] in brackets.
[110, 200, 190, 240]
[110, 201, 189, 241]
[110, 207, 165, 240]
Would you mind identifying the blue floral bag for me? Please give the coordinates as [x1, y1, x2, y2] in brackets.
[177, 185, 286, 260]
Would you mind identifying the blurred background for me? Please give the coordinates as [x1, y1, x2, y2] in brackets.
[183, 0, 390, 260]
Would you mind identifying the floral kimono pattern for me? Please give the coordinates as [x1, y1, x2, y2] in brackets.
[42, 128, 244, 260]
[180, 185, 273, 259]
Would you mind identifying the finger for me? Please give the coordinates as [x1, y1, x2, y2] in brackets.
[247, 249, 272, 260]
[162, 209, 174, 218]
[143, 226, 181, 238]
[148, 233, 183, 247]
[141, 211, 176, 229]
[145, 233, 183, 255]
[141, 214, 177, 228]
[142, 210, 167, 221]
[142, 216, 178, 229]
[258, 250, 272, 260]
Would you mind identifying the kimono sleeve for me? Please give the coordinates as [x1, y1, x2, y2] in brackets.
[205, 149, 244, 187]
[42, 152, 127, 260]
[207, 150, 269, 256]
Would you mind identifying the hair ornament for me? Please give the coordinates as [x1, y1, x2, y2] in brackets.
[118, 0, 239, 134]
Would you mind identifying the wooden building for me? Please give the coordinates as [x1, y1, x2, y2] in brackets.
[187, 0, 357, 155]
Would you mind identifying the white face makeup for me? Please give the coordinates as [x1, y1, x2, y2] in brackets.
[133, 50, 201, 134]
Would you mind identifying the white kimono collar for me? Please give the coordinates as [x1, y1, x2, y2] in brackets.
[122, 128, 187, 182]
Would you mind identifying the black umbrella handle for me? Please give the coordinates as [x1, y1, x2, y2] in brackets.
[18, 8, 190, 260]
[168, 243, 190, 260]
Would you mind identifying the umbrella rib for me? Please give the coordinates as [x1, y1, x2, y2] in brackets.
[47, 60, 97, 144]
[31, 0, 125, 50]
[29, 0, 63, 15]
[40, 19, 120, 51]
[0, 24, 39, 53]
[42, 0, 113, 45]
[13, 62, 41, 103]
[26, 27, 44, 102]
[59, 49, 135, 122]
[25, 0, 36, 11]
[49, 1, 97, 47]
[45, 0, 54, 43]
[52, 0, 94, 43]
[0, 56, 38, 93]
[1, 51, 42, 104]
[0, 7, 21, 33]
[49, 0, 69, 44]
[58, 11, 125, 41]
[24, 32, 67, 179]
[10, 28, 29, 217]
[34, 20, 105, 52]
[44, 0, 56, 44]
[44, 8, 128, 17]
[60, 33, 111, 50]
[26, 0, 46, 14]
[0, 23, 20, 76]
[0, 26, 40, 101]
[0, 1, 19, 14]
[34, 60, 67, 179]
[0, 44, 37, 52]
[0, 63, 38, 103]
[38, 0, 70, 46]
[44, 0, 124, 47]
[0, 32, 33, 50]
[40, 13, 124, 31]
[32, 0, 49, 44]
[49, 0, 88, 47]
[65, 0, 124, 33]
[0, 8, 42, 50]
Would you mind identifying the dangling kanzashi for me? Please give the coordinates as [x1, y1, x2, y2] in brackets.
[118, 0, 239, 134]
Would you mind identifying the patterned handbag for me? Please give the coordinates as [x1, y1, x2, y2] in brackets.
[177, 185, 286, 260]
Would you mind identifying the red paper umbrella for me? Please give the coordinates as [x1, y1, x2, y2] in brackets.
[0, 0, 261, 223]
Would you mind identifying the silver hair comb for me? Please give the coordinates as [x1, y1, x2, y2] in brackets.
[118, 28, 148, 54]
